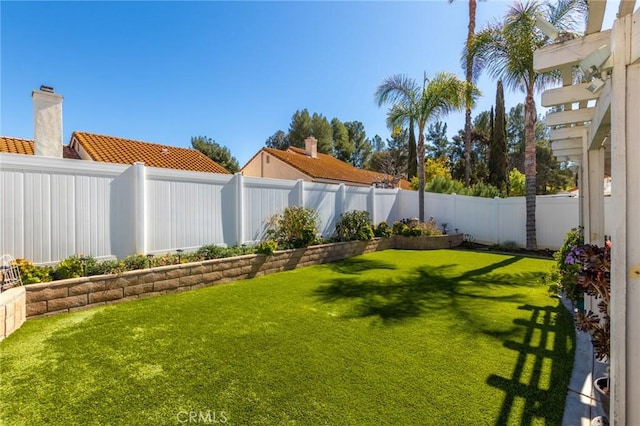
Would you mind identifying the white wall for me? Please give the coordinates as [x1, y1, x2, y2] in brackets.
[1, 153, 585, 264]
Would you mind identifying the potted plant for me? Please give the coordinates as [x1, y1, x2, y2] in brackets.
[572, 242, 611, 420]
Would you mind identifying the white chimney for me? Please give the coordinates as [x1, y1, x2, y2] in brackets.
[304, 136, 318, 158]
[32, 85, 63, 158]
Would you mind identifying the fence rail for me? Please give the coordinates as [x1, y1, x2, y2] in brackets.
[1, 154, 608, 264]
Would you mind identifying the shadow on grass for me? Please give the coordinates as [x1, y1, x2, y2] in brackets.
[315, 256, 543, 326]
[326, 257, 397, 275]
[487, 302, 575, 425]
[315, 254, 575, 425]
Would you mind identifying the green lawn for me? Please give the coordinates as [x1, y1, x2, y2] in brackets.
[0, 249, 575, 425]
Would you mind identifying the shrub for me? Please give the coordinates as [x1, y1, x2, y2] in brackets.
[196, 244, 229, 260]
[12, 258, 52, 284]
[489, 241, 519, 251]
[87, 259, 122, 276]
[267, 206, 319, 249]
[335, 210, 374, 241]
[374, 222, 392, 238]
[122, 254, 149, 271]
[255, 240, 278, 256]
[53, 255, 86, 280]
[550, 227, 585, 303]
[392, 221, 409, 236]
[151, 253, 180, 267]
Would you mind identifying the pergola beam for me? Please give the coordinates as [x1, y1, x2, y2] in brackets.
[545, 107, 596, 126]
[619, 0, 637, 17]
[550, 126, 588, 141]
[585, 0, 606, 35]
[588, 79, 612, 150]
[632, 7, 640, 64]
[552, 147, 583, 157]
[541, 83, 600, 107]
[552, 138, 582, 150]
[534, 30, 611, 73]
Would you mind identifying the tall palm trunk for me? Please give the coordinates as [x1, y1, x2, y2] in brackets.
[524, 85, 537, 250]
[463, 0, 476, 187]
[417, 129, 426, 222]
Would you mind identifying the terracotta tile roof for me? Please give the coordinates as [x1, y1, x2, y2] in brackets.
[72, 132, 230, 174]
[0, 136, 81, 159]
[262, 147, 412, 189]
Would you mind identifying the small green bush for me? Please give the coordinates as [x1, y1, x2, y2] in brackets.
[87, 259, 122, 276]
[53, 255, 86, 280]
[196, 245, 228, 260]
[374, 222, 392, 238]
[335, 210, 374, 242]
[13, 258, 53, 284]
[392, 221, 409, 236]
[255, 240, 278, 256]
[267, 206, 319, 249]
[122, 254, 149, 271]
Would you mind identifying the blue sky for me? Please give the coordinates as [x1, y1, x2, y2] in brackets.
[0, 1, 618, 167]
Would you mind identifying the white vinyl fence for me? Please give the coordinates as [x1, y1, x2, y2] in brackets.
[1, 153, 605, 264]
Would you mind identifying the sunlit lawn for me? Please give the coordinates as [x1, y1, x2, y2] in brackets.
[0, 249, 574, 425]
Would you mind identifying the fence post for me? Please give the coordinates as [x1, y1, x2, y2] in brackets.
[336, 183, 345, 220]
[235, 173, 245, 246]
[368, 186, 376, 224]
[133, 162, 146, 254]
[295, 179, 305, 207]
[493, 196, 500, 245]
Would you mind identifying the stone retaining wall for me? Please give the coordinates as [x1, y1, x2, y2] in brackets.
[0, 286, 26, 341]
[392, 233, 463, 250]
[22, 235, 461, 320]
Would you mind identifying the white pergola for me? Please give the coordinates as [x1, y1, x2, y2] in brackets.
[534, 1, 639, 424]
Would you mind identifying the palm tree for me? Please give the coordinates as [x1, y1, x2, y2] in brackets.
[469, 0, 586, 249]
[375, 72, 478, 222]
[449, 0, 480, 187]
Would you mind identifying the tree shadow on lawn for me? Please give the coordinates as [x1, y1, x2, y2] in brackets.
[326, 257, 397, 275]
[314, 255, 575, 425]
[314, 255, 537, 328]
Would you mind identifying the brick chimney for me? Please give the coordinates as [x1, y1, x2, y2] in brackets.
[304, 136, 317, 158]
[32, 85, 63, 158]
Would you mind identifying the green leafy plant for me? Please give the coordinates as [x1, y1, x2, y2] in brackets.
[53, 255, 86, 280]
[266, 206, 319, 249]
[122, 254, 149, 271]
[255, 240, 278, 256]
[572, 243, 610, 361]
[374, 222, 392, 238]
[392, 221, 409, 236]
[87, 259, 123, 276]
[335, 210, 374, 242]
[12, 258, 53, 284]
[551, 227, 585, 304]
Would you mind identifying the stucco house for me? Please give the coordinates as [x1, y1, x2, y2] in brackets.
[0, 86, 229, 174]
[242, 136, 412, 189]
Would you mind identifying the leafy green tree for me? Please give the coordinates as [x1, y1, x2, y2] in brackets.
[265, 130, 290, 150]
[288, 109, 313, 148]
[488, 80, 508, 191]
[424, 157, 452, 183]
[344, 121, 371, 168]
[287, 109, 333, 154]
[469, 0, 586, 248]
[425, 121, 449, 160]
[509, 168, 526, 196]
[310, 112, 333, 154]
[376, 72, 478, 221]
[536, 140, 574, 194]
[331, 118, 353, 161]
[191, 136, 239, 173]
